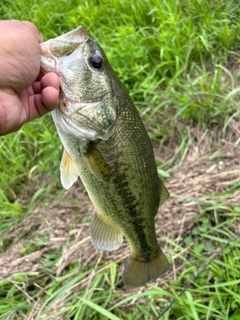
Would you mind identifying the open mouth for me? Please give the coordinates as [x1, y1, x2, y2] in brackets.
[40, 26, 89, 72]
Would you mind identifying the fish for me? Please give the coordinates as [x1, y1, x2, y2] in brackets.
[40, 26, 170, 287]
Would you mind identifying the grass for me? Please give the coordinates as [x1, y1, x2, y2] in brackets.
[0, 0, 240, 319]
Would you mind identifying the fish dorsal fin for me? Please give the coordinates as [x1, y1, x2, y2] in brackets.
[83, 144, 110, 182]
[60, 150, 79, 189]
[159, 181, 170, 207]
[90, 212, 123, 251]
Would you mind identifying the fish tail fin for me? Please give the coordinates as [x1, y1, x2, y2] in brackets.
[123, 248, 169, 287]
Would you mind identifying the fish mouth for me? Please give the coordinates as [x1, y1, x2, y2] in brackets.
[40, 26, 89, 73]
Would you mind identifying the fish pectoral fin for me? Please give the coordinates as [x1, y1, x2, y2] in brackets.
[60, 150, 79, 189]
[123, 248, 169, 287]
[83, 146, 110, 182]
[159, 181, 170, 207]
[90, 212, 123, 251]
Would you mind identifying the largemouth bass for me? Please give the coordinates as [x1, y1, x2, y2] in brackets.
[40, 26, 169, 287]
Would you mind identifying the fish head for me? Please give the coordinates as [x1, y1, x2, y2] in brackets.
[40, 26, 118, 141]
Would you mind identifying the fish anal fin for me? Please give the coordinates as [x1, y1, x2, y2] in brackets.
[60, 150, 78, 189]
[90, 212, 123, 251]
[123, 248, 169, 287]
[83, 145, 110, 182]
[159, 181, 170, 207]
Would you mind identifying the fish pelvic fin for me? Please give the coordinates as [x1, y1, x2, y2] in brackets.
[90, 212, 123, 251]
[123, 248, 169, 288]
[159, 180, 170, 207]
[60, 150, 79, 189]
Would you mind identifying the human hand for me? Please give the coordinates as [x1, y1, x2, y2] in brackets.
[0, 20, 60, 135]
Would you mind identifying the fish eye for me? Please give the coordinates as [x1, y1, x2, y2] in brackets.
[89, 54, 103, 69]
